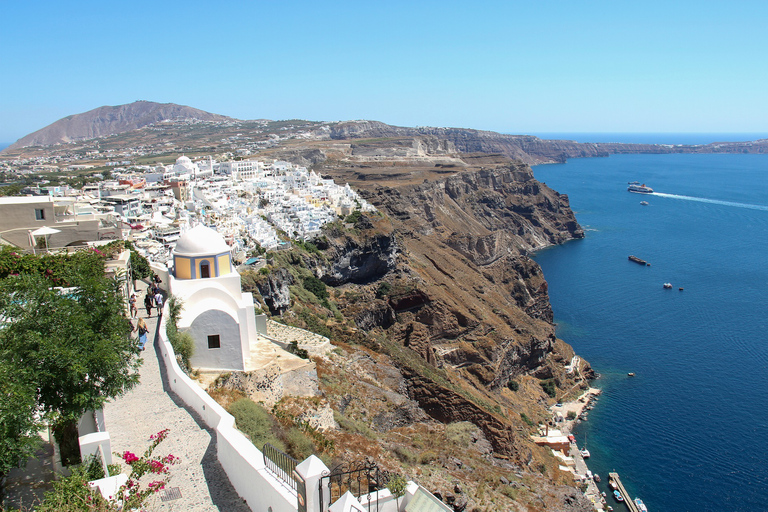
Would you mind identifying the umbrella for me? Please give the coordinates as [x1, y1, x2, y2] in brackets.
[30, 226, 61, 253]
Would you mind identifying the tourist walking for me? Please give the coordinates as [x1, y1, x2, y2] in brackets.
[154, 290, 164, 317]
[136, 317, 149, 351]
[144, 292, 154, 317]
[129, 293, 138, 318]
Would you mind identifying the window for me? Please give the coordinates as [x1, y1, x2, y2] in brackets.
[200, 261, 210, 278]
[207, 335, 220, 349]
[35, 208, 45, 221]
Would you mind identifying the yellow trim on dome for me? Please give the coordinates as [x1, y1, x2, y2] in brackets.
[217, 254, 231, 276]
[175, 256, 192, 279]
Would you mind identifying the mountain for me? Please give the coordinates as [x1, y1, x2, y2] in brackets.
[6, 101, 233, 150]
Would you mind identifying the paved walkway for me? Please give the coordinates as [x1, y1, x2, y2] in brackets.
[104, 281, 251, 512]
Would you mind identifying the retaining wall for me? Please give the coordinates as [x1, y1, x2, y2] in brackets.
[156, 308, 299, 512]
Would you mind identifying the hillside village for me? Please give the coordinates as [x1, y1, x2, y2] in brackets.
[0, 153, 376, 266]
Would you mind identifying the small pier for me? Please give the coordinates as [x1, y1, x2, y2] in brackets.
[608, 472, 639, 512]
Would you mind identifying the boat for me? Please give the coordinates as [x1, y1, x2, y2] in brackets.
[628, 372, 635, 377]
[640, 200, 649, 205]
[609, 480, 618, 491]
[663, 283, 673, 289]
[628, 181, 654, 194]
[635, 498, 649, 512]
[580, 432, 590, 457]
[679, 287, 684, 291]
[593, 473, 601, 483]
[629, 255, 650, 266]
[613, 490, 624, 502]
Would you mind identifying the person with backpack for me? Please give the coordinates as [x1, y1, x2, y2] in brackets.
[144, 292, 154, 317]
[136, 317, 149, 351]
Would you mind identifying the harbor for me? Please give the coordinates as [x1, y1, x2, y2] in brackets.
[543, 388, 648, 512]
[608, 472, 641, 512]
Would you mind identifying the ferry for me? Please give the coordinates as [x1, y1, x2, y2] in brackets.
[628, 181, 654, 194]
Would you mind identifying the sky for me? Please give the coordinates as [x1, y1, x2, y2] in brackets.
[2, 0, 768, 143]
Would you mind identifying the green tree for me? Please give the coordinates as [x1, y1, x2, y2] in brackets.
[0, 358, 41, 485]
[0, 270, 141, 466]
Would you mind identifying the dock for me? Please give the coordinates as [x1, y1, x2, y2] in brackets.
[608, 472, 639, 512]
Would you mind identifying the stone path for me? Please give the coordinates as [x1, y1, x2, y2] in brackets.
[103, 281, 251, 512]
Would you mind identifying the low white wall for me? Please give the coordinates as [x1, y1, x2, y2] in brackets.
[156, 307, 298, 512]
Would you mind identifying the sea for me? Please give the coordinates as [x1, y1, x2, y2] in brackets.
[531, 145, 768, 512]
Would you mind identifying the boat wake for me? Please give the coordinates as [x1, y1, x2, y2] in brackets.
[652, 192, 768, 211]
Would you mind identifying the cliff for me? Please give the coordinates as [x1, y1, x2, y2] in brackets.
[318, 120, 768, 164]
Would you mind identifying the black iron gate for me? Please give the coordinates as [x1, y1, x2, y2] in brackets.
[319, 460, 389, 512]
[263, 443, 307, 512]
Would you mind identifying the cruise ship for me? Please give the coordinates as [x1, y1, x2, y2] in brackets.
[628, 181, 654, 194]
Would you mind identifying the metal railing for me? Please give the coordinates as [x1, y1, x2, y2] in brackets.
[263, 443, 307, 512]
[319, 460, 389, 512]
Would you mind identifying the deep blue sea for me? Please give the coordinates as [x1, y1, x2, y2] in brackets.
[532, 153, 768, 512]
[529, 133, 768, 145]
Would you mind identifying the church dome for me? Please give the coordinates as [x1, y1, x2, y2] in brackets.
[173, 155, 197, 175]
[174, 225, 230, 257]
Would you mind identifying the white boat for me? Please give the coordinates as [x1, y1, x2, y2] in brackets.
[635, 498, 648, 512]
[663, 283, 673, 289]
[580, 448, 591, 458]
[628, 181, 654, 194]
[640, 201, 649, 205]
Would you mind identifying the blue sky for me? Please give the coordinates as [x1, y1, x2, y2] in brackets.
[2, 0, 767, 143]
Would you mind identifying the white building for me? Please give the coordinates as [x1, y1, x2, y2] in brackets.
[169, 225, 257, 370]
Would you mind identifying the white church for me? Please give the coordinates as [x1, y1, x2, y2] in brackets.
[169, 224, 256, 370]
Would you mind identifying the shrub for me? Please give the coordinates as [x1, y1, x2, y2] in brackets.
[539, 379, 556, 398]
[283, 428, 315, 461]
[345, 210, 362, 224]
[520, 413, 535, 427]
[393, 445, 417, 464]
[418, 450, 438, 464]
[507, 380, 519, 392]
[229, 398, 285, 451]
[376, 281, 392, 299]
[288, 340, 309, 359]
[445, 421, 476, 447]
[166, 324, 194, 371]
[567, 411, 577, 420]
[303, 275, 328, 300]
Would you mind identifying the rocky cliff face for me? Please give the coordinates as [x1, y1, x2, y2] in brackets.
[257, 156, 589, 464]
[317, 120, 768, 164]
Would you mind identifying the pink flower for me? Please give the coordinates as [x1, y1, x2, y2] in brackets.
[149, 429, 169, 441]
[122, 451, 139, 464]
[148, 481, 166, 492]
[149, 460, 166, 473]
[162, 454, 177, 464]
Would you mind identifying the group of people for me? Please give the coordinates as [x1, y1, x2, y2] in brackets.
[127, 274, 164, 351]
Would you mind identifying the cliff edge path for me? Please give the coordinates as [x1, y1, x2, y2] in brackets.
[104, 281, 250, 512]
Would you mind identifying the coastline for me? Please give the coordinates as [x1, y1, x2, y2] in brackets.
[551, 388, 606, 510]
